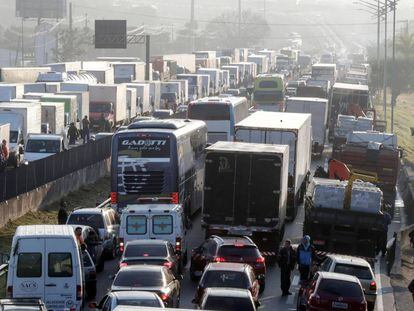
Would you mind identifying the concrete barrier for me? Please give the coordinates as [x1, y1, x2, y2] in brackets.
[0, 158, 110, 229]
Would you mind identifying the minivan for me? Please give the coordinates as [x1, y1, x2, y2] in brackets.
[6, 225, 84, 311]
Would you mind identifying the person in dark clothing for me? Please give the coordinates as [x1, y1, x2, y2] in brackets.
[57, 199, 68, 224]
[68, 122, 79, 145]
[409, 279, 414, 303]
[82, 116, 90, 144]
[278, 239, 296, 296]
[297, 235, 315, 282]
[379, 211, 392, 256]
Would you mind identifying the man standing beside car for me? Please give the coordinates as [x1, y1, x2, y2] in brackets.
[278, 239, 296, 296]
[297, 235, 315, 282]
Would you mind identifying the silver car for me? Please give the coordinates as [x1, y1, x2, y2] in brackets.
[89, 291, 164, 310]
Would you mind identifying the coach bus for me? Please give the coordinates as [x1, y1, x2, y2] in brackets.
[110, 119, 208, 217]
[187, 96, 250, 144]
[252, 74, 285, 112]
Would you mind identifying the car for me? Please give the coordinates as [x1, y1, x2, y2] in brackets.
[190, 236, 266, 289]
[89, 291, 164, 310]
[69, 225, 105, 272]
[319, 254, 376, 310]
[119, 240, 181, 276]
[0, 298, 48, 311]
[82, 250, 98, 299]
[198, 288, 257, 311]
[296, 271, 367, 311]
[66, 207, 120, 259]
[192, 263, 260, 306]
[111, 265, 181, 308]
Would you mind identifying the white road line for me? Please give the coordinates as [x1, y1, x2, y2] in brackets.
[375, 259, 384, 311]
[286, 292, 296, 305]
[292, 275, 300, 287]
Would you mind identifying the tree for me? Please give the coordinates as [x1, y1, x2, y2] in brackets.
[395, 28, 414, 60]
[204, 10, 270, 49]
[53, 26, 92, 62]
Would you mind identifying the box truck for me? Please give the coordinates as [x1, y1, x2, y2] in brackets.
[235, 111, 312, 220]
[126, 88, 137, 121]
[0, 67, 50, 83]
[0, 84, 24, 102]
[197, 68, 221, 95]
[40, 102, 65, 135]
[57, 91, 90, 127]
[125, 83, 151, 116]
[176, 74, 203, 101]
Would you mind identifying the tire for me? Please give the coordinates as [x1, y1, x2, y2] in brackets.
[86, 281, 97, 299]
[96, 258, 105, 273]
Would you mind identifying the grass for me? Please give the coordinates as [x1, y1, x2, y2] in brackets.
[0, 177, 110, 254]
[374, 92, 414, 163]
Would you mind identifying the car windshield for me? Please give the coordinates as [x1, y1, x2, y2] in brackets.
[124, 245, 167, 258]
[204, 296, 254, 311]
[113, 270, 164, 287]
[117, 298, 161, 307]
[217, 246, 260, 259]
[67, 214, 104, 229]
[334, 264, 373, 280]
[202, 271, 249, 288]
[25, 139, 60, 153]
[318, 279, 363, 298]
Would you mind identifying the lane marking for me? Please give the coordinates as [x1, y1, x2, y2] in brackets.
[375, 259, 384, 311]
[286, 292, 296, 305]
[292, 275, 299, 287]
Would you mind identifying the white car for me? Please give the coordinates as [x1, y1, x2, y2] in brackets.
[89, 291, 164, 310]
[24, 134, 65, 162]
[319, 254, 377, 311]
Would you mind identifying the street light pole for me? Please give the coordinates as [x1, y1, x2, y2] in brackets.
[377, 0, 381, 96]
[383, 1, 388, 124]
[390, 0, 397, 133]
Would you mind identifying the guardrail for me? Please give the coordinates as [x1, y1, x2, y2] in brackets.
[0, 136, 112, 203]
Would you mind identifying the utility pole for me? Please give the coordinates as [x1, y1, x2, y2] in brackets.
[376, 0, 380, 96]
[238, 0, 242, 40]
[190, 0, 195, 51]
[145, 35, 151, 81]
[383, 1, 388, 124]
[69, 2, 73, 60]
[390, 0, 397, 133]
[21, 17, 24, 66]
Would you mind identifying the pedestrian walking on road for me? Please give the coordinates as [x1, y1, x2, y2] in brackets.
[278, 239, 296, 296]
[68, 122, 79, 145]
[82, 116, 91, 144]
[297, 235, 315, 282]
[57, 199, 68, 224]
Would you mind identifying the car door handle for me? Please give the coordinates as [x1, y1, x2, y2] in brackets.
[45, 283, 57, 287]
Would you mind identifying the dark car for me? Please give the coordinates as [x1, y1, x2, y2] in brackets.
[297, 271, 367, 311]
[193, 263, 260, 306]
[111, 265, 181, 308]
[119, 240, 181, 276]
[190, 236, 266, 288]
[198, 288, 257, 311]
[69, 225, 105, 272]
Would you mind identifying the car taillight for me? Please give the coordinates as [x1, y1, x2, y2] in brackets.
[214, 257, 226, 263]
[164, 261, 173, 269]
[6, 286, 12, 298]
[370, 281, 377, 291]
[309, 294, 320, 305]
[256, 257, 265, 264]
[234, 243, 244, 247]
[119, 262, 128, 268]
[160, 293, 169, 301]
[110, 192, 117, 204]
[76, 285, 82, 301]
[119, 238, 124, 253]
[175, 237, 182, 252]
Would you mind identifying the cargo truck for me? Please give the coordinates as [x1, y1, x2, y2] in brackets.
[40, 95, 78, 126]
[235, 111, 312, 220]
[169, 79, 189, 104]
[160, 82, 182, 110]
[112, 62, 146, 83]
[247, 55, 269, 74]
[202, 141, 288, 253]
[304, 178, 384, 259]
[147, 81, 161, 112]
[176, 74, 203, 101]
[40, 102, 65, 136]
[0, 84, 23, 102]
[89, 84, 127, 129]
[57, 91, 90, 128]
[126, 88, 137, 121]
[197, 68, 221, 95]
[221, 66, 240, 89]
[0, 67, 50, 83]
[125, 83, 151, 116]
[0, 102, 42, 166]
[285, 97, 329, 156]
[83, 67, 114, 84]
[199, 75, 211, 97]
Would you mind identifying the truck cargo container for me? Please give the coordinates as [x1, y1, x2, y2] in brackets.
[276, 54, 290, 71]
[285, 97, 329, 155]
[164, 54, 196, 73]
[45, 82, 60, 93]
[258, 50, 277, 72]
[125, 83, 151, 116]
[219, 56, 232, 67]
[160, 82, 182, 110]
[112, 62, 146, 83]
[202, 141, 288, 252]
[220, 70, 230, 92]
[235, 111, 312, 220]
[23, 82, 47, 93]
[147, 81, 161, 111]
[311, 63, 337, 85]
[83, 67, 114, 84]
[304, 178, 384, 259]
[0, 84, 23, 102]
[199, 75, 211, 97]
[60, 82, 90, 92]
[40, 102, 65, 136]
[176, 74, 203, 101]
[296, 85, 328, 99]
[89, 84, 127, 128]
[169, 79, 189, 103]
[0, 102, 42, 166]
[47, 61, 82, 73]
[217, 48, 240, 63]
[194, 51, 217, 68]
[126, 88, 137, 121]
[0, 67, 50, 83]
[197, 68, 221, 95]
[221, 66, 239, 88]
[57, 91, 90, 127]
[0, 123, 10, 145]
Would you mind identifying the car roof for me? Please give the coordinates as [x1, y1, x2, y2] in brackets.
[212, 235, 256, 247]
[125, 240, 168, 246]
[327, 254, 371, 267]
[124, 204, 182, 213]
[70, 207, 110, 214]
[14, 225, 75, 239]
[206, 262, 250, 272]
[111, 291, 159, 299]
[118, 265, 165, 272]
[318, 271, 360, 283]
[204, 287, 252, 298]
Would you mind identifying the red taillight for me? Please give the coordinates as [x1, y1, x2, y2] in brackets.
[214, 257, 226, 263]
[76, 285, 82, 301]
[171, 192, 179, 204]
[175, 237, 182, 252]
[160, 293, 169, 301]
[110, 192, 117, 204]
[256, 257, 265, 264]
[119, 262, 128, 268]
[234, 243, 245, 248]
[164, 261, 173, 269]
[370, 281, 377, 291]
[119, 238, 124, 253]
[6, 286, 12, 298]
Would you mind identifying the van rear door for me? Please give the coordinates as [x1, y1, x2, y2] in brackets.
[12, 238, 44, 300]
[149, 211, 175, 244]
[44, 238, 78, 311]
[123, 211, 150, 243]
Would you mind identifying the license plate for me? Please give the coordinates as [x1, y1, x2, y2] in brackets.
[332, 301, 348, 309]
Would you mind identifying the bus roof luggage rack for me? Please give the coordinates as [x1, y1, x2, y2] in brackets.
[128, 119, 187, 130]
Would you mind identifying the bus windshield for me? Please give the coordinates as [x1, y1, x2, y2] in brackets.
[253, 91, 284, 102]
[117, 136, 171, 159]
[188, 104, 230, 120]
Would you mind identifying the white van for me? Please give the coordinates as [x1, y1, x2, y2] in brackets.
[119, 204, 188, 263]
[24, 134, 65, 162]
[7, 225, 84, 311]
